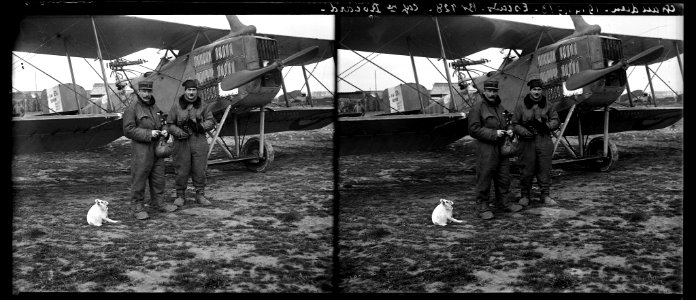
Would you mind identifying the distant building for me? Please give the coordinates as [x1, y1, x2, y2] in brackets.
[430, 82, 471, 113]
[337, 90, 384, 113]
[11, 90, 48, 115]
[618, 90, 681, 104]
[81, 82, 132, 114]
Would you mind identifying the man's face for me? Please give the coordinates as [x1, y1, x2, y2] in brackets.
[530, 87, 543, 99]
[185, 87, 198, 100]
[138, 89, 152, 100]
[483, 88, 498, 100]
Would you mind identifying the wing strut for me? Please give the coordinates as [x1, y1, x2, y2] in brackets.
[434, 17, 457, 111]
[280, 74, 291, 107]
[301, 66, 313, 107]
[406, 36, 425, 112]
[63, 37, 81, 114]
[91, 17, 113, 112]
[674, 40, 683, 77]
[645, 66, 657, 107]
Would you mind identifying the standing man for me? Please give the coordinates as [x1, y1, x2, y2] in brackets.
[123, 81, 178, 220]
[511, 79, 560, 207]
[468, 80, 523, 220]
[167, 79, 216, 206]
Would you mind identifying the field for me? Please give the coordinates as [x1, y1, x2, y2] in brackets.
[12, 127, 334, 293]
[338, 120, 683, 292]
[12, 117, 684, 293]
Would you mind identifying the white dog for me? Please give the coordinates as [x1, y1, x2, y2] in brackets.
[87, 199, 120, 226]
[431, 199, 463, 226]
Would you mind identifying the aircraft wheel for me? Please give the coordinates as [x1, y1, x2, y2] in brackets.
[586, 137, 619, 172]
[241, 137, 274, 172]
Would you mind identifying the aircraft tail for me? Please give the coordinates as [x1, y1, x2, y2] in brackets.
[226, 16, 257, 37]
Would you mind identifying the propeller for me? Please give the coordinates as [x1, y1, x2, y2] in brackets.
[220, 46, 319, 91]
[565, 45, 665, 91]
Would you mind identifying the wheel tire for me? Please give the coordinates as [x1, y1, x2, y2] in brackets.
[241, 137, 274, 172]
[586, 137, 619, 172]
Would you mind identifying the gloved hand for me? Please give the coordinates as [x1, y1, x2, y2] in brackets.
[517, 125, 534, 137]
[524, 119, 539, 135]
[151, 130, 160, 139]
[532, 119, 550, 134]
[194, 117, 206, 133]
[160, 130, 169, 139]
[185, 119, 197, 134]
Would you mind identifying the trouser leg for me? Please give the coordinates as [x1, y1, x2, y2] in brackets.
[174, 140, 192, 191]
[536, 136, 553, 198]
[474, 142, 496, 212]
[190, 135, 208, 191]
[518, 139, 536, 197]
[149, 157, 166, 205]
[130, 146, 153, 206]
[493, 157, 511, 207]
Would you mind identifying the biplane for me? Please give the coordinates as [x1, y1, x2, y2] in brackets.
[337, 15, 683, 171]
[12, 15, 334, 171]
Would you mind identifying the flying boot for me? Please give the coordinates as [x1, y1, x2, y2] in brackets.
[133, 202, 149, 220]
[518, 190, 531, 207]
[173, 189, 186, 207]
[195, 189, 212, 206]
[541, 194, 557, 206]
[478, 202, 494, 220]
[152, 195, 178, 213]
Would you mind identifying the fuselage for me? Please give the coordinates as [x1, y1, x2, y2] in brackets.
[471, 34, 626, 113]
[132, 34, 282, 114]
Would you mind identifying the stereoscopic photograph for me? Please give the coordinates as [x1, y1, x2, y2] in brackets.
[11, 3, 683, 295]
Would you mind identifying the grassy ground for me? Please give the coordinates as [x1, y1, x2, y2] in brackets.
[338, 120, 682, 292]
[12, 127, 334, 293]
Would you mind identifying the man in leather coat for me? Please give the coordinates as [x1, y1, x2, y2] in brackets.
[468, 80, 524, 220]
[511, 79, 560, 207]
[123, 81, 178, 220]
[167, 79, 216, 206]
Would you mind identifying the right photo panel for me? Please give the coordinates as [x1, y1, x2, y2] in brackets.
[336, 15, 683, 293]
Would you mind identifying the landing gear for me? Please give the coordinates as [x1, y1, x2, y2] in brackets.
[206, 105, 274, 172]
[241, 137, 274, 172]
[586, 137, 618, 172]
[551, 104, 620, 172]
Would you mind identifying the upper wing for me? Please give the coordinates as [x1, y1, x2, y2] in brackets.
[339, 16, 683, 64]
[15, 15, 334, 65]
[339, 16, 571, 59]
[14, 15, 228, 59]
[605, 32, 683, 63]
[262, 34, 334, 66]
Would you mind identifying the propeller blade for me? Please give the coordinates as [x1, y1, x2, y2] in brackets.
[219, 46, 320, 91]
[626, 45, 664, 66]
[565, 62, 625, 91]
[281, 46, 319, 66]
[220, 62, 279, 91]
[565, 45, 665, 91]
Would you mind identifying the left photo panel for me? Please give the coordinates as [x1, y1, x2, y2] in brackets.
[12, 15, 336, 292]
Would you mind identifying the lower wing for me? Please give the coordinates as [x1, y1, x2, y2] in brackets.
[13, 113, 124, 154]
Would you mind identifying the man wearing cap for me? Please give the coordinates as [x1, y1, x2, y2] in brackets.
[468, 80, 523, 220]
[511, 79, 560, 207]
[167, 79, 216, 206]
[123, 81, 179, 220]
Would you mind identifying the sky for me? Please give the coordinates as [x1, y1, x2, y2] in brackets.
[11, 15, 335, 98]
[337, 15, 684, 96]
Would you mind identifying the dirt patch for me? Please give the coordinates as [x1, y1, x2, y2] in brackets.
[12, 128, 334, 293]
[338, 121, 682, 292]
